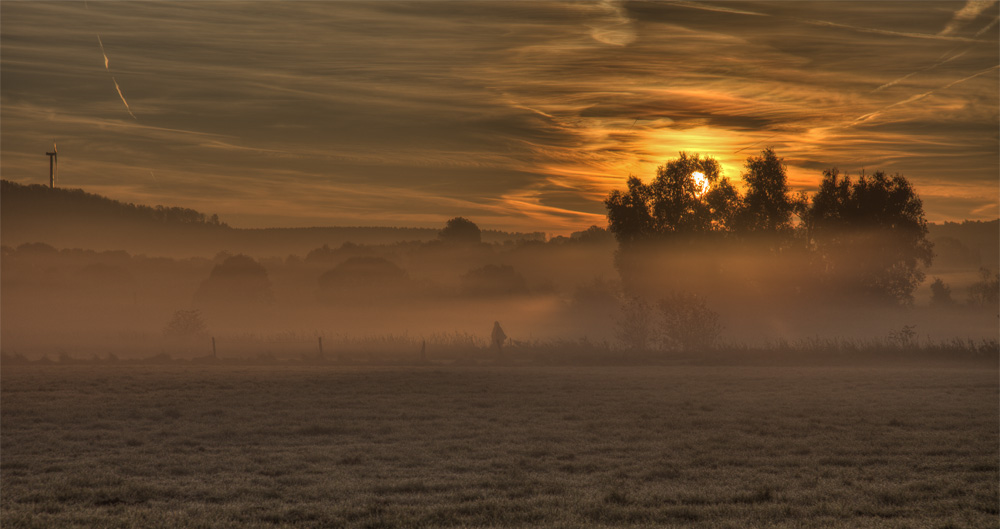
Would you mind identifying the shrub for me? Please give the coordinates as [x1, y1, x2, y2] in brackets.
[657, 291, 723, 351]
[194, 254, 274, 306]
[929, 278, 954, 307]
[614, 296, 656, 352]
[968, 267, 999, 307]
[317, 256, 410, 301]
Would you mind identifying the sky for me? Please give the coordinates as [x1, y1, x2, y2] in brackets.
[2, 1, 998, 233]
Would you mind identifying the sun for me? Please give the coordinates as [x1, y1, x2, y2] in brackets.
[691, 172, 710, 197]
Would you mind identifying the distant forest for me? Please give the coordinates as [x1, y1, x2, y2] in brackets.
[2, 175, 998, 358]
[0, 179, 229, 227]
[1, 178, 996, 267]
[0, 181, 545, 256]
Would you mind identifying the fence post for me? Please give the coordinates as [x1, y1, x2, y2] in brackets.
[318, 337, 324, 359]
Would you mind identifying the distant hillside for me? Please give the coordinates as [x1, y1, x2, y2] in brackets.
[1, 180, 229, 228]
[0, 181, 544, 257]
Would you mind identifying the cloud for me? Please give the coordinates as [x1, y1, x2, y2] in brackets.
[940, 0, 998, 36]
[588, 0, 636, 46]
[0, 1, 996, 231]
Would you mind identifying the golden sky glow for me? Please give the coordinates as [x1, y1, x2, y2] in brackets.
[1, 1, 997, 233]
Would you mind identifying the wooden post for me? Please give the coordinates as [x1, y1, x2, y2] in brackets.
[318, 337, 324, 359]
[420, 340, 426, 361]
[211, 337, 217, 358]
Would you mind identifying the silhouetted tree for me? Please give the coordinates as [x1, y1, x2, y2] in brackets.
[317, 256, 410, 301]
[737, 147, 804, 236]
[439, 217, 482, 244]
[604, 176, 655, 244]
[657, 291, 723, 351]
[194, 254, 274, 306]
[605, 152, 741, 244]
[804, 169, 933, 304]
[929, 278, 954, 307]
[571, 225, 615, 244]
[16, 242, 58, 255]
[615, 296, 656, 352]
[305, 242, 367, 265]
[967, 267, 999, 306]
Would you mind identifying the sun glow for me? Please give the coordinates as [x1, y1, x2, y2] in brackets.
[691, 171, 710, 197]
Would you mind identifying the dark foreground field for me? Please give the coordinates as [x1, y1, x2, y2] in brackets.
[2, 364, 997, 528]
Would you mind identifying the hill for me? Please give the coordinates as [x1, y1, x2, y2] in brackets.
[0, 181, 544, 257]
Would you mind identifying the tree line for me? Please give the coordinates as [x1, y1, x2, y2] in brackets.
[1, 180, 228, 227]
[604, 148, 934, 304]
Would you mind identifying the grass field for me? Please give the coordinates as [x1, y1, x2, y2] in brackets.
[2, 364, 997, 528]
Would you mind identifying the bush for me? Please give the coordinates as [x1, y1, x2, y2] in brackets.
[194, 254, 274, 306]
[317, 256, 410, 301]
[657, 291, 723, 352]
[968, 268, 999, 307]
[614, 296, 656, 352]
[929, 278, 954, 307]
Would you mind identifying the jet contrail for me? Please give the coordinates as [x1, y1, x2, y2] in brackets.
[854, 65, 1000, 125]
[148, 171, 162, 191]
[974, 15, 999, 36]
[112, 76, 137, 120]
[872, 49, 970, 92]
[97, 35, 109, 70]
[96, 34, 136, 120]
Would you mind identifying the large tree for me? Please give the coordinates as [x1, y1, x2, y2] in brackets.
[194, 254, 274, 306]
[737, 147, 802, 236]
[604, 176, 654, 245]
[605, 152, 741, 244]
[804, 169, 933, 304]
[439, 217, 481, 245]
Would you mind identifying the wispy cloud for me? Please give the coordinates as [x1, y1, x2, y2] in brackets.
[0, 1, 996, 231]
[940, 0, 998, 35]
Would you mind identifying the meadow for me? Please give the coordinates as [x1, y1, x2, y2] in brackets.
[2, 363, 997, 528]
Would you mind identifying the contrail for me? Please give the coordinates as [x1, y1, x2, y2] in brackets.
[97, 35, 109, 70]
[872, 49, 969, 92]
[974, 15, 999, 36]
[96, 34, 137, 120]
[112, 77, 137, 120]
[854, 65, 999, 125]
[149, 171, 161, 191]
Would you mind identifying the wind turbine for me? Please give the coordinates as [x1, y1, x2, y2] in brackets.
[45, 142, 58, 188]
